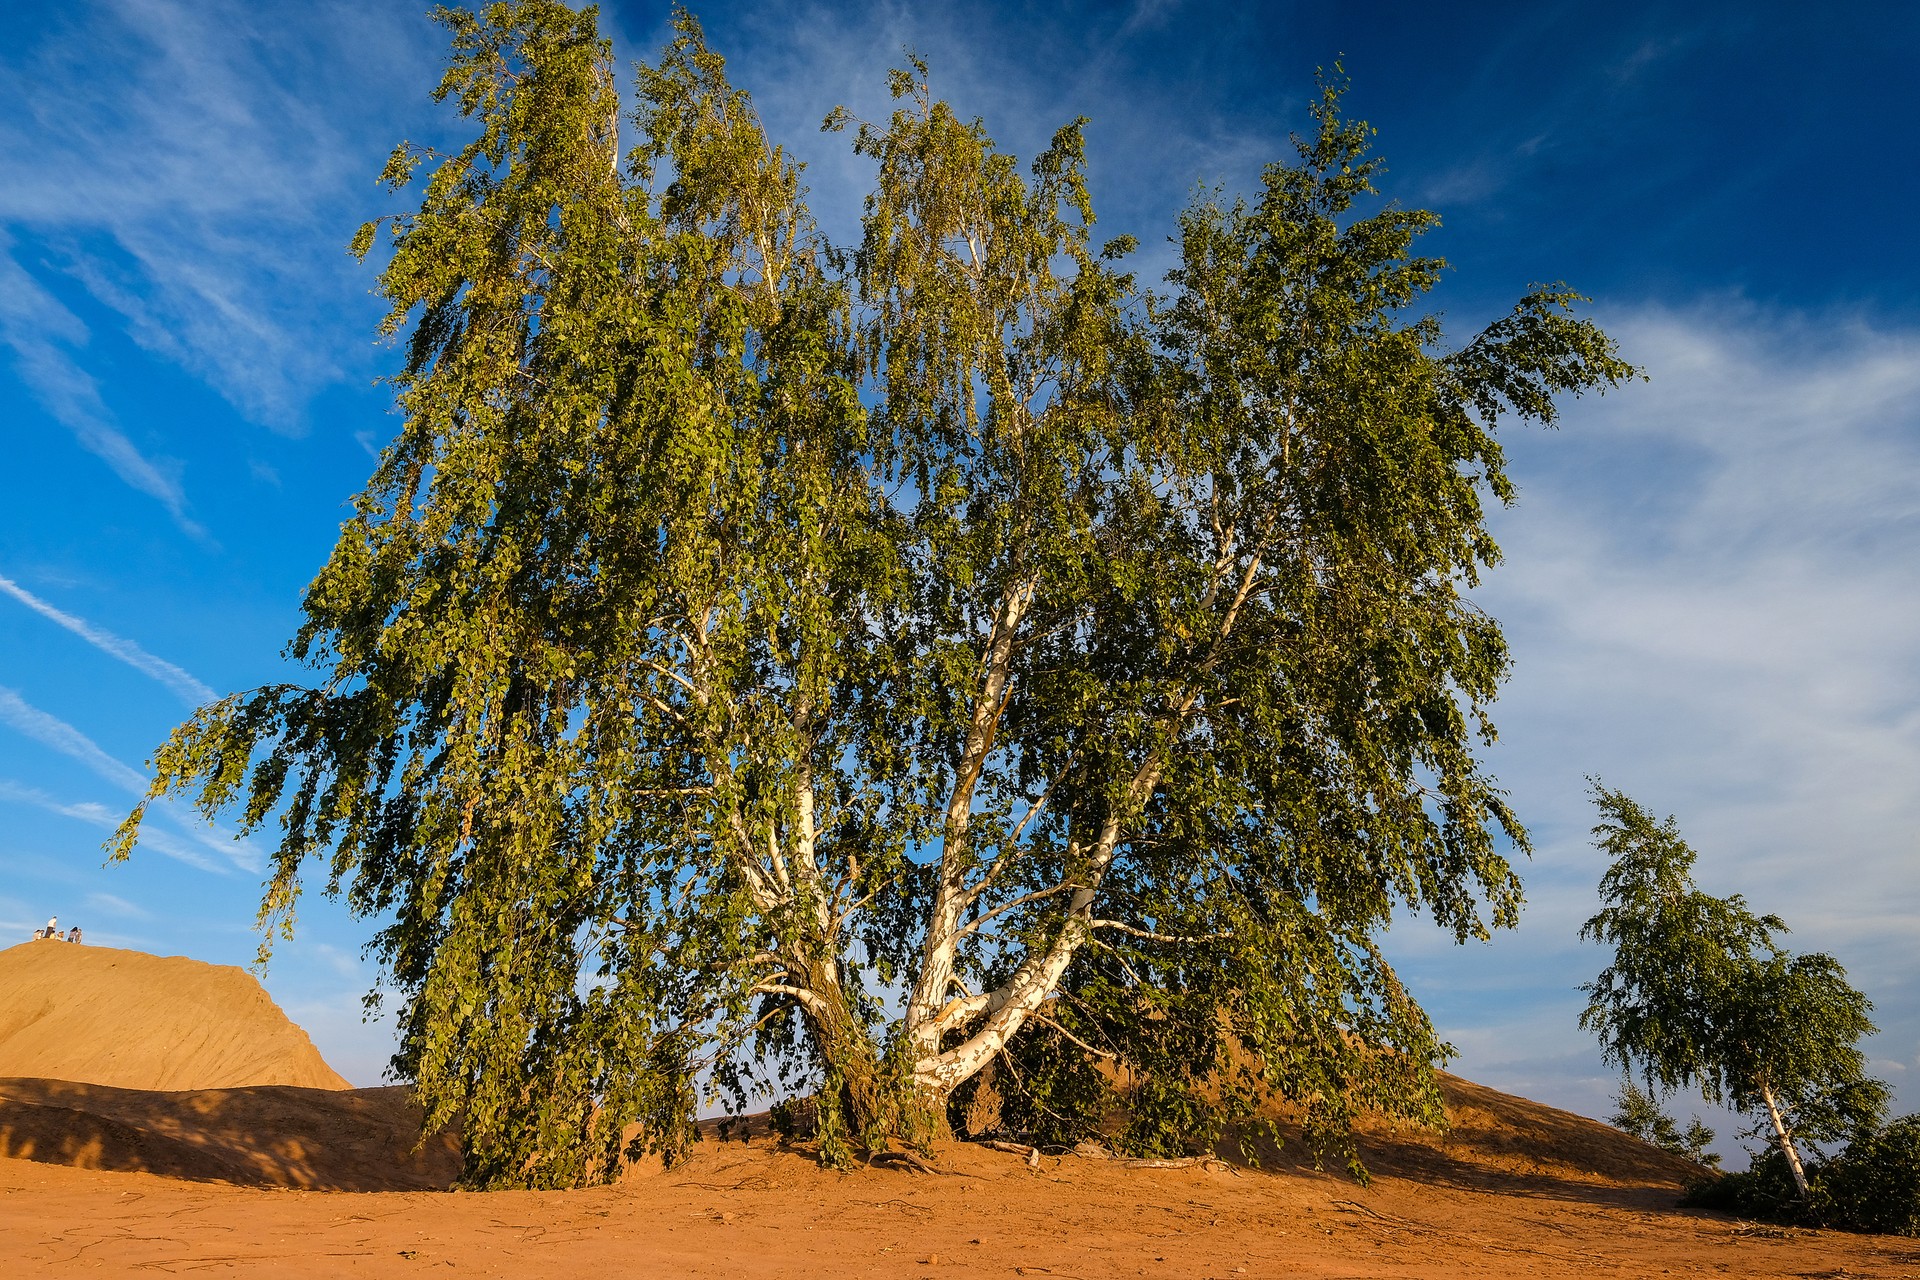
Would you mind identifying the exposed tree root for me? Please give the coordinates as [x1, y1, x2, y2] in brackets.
[866, 1150, 946, 1175]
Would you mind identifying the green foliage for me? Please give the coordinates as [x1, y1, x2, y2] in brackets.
[1681, 1149, 1806, 1220]
[978, 1016, 1115, 1149]
[115, 1, 1633, 1188]
[1609, 1079, 1718, 1167]
[1581, 784, 1884, 1192]
[1682, 1117, 1920, 1237]
[1817, 1114, 1920, 1236]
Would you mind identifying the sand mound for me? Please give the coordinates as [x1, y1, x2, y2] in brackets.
[1353, 1071, 1705, 1189]
[6, 1126, 1908, 1280]
[0, 941, 350, 1091]
[0, 1077, 459, 1190]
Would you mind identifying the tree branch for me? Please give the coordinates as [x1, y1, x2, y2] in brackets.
[1030, 1011, 1116, 1060]
[746, 981, 830, 1020]
[952, 880, 1080, 943]
[1090, 919, 1230, 944]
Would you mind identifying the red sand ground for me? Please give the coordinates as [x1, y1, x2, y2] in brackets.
[2, 942, 1913, 1277]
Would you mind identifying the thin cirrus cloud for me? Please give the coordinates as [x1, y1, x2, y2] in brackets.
[0, 778, 118, 828]
[0, 685, 149, 795]
[0, 573, 216, 705]
[0, 574, 246, 870]
[0, 687, 258, 874]
[0, 241, 198, 532]
[83, 890, 152, 920]
[0, 0, 440, 521]
[0, 772, 225, 876]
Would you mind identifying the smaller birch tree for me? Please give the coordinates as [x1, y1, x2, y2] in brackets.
[1609, 1079, 1717, 1166]
[1580, 783, 1885, 1200]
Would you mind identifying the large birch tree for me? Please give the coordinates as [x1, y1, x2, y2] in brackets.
[117, 0, 1634, 1188]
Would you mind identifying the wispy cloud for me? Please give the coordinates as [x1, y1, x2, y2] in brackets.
[0, 573, 216, 704]
[1410, 19, 1720, 214]
[129, 826, 229, 875]
[305, 940, 364, 979]
[0, 239, 200, 532]
[83, 890, 152, 919]
[0, 778, 118, 827]
[0, 0, 440, 452]
[0, 774, 225, 874]
[0, 688, 259, 874]
[0, 686, 149, 793]
[1608, 34, 1694, 85]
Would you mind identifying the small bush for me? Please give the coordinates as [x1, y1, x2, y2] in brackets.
[1816, 1114, 1920, 1236]
[1681, 1149, 1805, 1221]
[1681, 1115, 1920, 1237]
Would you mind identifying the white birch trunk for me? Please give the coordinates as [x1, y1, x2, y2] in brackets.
[908, 759, 1162, 1096]
[904, 579, 1035, 1064]
[1759, 1080, 1812, 1201]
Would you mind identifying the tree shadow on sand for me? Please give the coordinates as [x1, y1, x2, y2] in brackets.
[0, 1077, 459, 1191]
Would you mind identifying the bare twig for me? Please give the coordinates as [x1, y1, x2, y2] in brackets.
[1030, 1011, 1116, 1061]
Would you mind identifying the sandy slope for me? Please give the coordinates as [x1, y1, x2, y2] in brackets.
[0, 942, 350, 1090]
[3, 1124, 1913, 1278]
[0, 1077, 458, 1190]
[1, 943, 1913, 1276]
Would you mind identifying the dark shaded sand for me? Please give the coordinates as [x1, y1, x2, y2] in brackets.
[0, 1077, 457, 1190]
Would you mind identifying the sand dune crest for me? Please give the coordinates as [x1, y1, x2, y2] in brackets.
[0, 941, 350, 1091]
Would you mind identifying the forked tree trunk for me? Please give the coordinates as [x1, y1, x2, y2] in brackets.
[1758, 1080, 1811, 1201]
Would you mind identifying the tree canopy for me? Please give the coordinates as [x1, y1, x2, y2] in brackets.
[1580, 783, 1884, 1197]
[116, 0, 1634, 1189]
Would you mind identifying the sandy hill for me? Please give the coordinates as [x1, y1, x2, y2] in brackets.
[5, 946, 1911, 1278]
[0, 941, 350, 1091]
[0, 937, 1699, 1199]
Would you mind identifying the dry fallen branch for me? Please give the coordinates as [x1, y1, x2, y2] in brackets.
[866, 1150, 946, 1175]
[976, 1139, 1043, 1167]
[1115, 1156, 1233, 1171]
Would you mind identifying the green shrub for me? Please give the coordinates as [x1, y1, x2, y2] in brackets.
[1681, 1149, 1806, 1221]
[1682, 1115, 1920, 1237]
[1816, 1114, 1920, 1236]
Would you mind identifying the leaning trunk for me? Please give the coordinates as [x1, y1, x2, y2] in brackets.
[1757, 1080, 1812, 1201]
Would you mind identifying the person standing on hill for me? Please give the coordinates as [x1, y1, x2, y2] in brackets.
[35, 916, 57, 941]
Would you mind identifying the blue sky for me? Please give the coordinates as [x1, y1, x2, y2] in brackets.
[1, 0, 1915, 1157]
